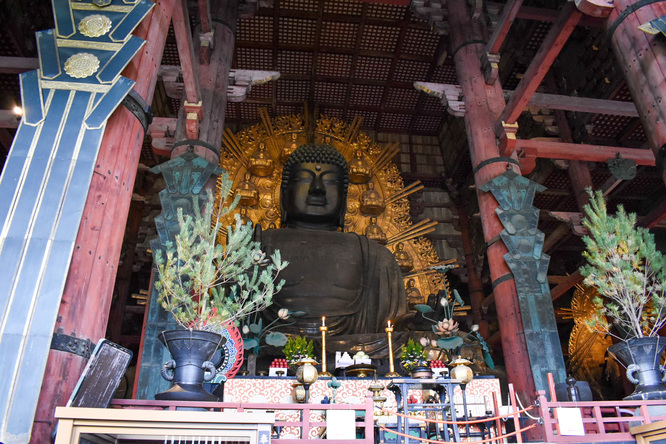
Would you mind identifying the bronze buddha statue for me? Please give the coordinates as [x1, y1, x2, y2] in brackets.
[256, 144, 407, 337]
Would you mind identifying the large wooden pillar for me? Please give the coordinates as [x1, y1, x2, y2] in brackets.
[455, 203, 489, 338]
[606, 0, 666, 184]
[447, 0, 538, 403]
[30, 1, 177, 442]
[135, 0, 238, 399]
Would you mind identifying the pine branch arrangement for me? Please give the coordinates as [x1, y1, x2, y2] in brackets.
[153, 177, 288, 331]
[581, 189, 666, 340]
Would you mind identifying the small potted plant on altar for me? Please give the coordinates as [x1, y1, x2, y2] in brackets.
[400, 338, 431, 378]
[581, 190, 666, 400]
[282, 335, 315, 371]
[152, 177, 287, 401]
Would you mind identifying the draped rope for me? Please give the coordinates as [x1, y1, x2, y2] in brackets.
[379, 403, 535, 425]
[379, 421, 539, 444]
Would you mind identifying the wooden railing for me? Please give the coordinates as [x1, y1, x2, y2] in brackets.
[535, 390, 666, 442]
[110, 395, 375, 444]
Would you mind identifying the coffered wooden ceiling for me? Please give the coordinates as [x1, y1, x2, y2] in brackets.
[0, 0, 664, 265]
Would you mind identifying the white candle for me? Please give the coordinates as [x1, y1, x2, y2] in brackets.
[387, 320, 392, 328]
[322, 316, 326, 327]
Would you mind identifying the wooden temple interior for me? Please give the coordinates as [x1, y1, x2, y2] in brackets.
[0, 0, 665, 442]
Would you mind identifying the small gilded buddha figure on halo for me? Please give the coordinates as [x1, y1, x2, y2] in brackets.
[406, 278, 423, 310]
[393, 242, 414, 273]
[238, 208, 252, 225]
[365, 216, 387, 245]
[281, 133, 299, 163]
[248, 142, 274, 177]
[236, 172, 259, 207]
[360, 181, 385, 215]
[349, 148, 371, 184]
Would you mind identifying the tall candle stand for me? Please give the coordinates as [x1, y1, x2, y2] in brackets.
[385, 323, 400, 377]
[319, 324, 332, 376]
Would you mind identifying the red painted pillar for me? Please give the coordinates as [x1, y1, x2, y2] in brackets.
[607, 0, 666, 184]
[30, 1, 177, 441]
[456, 203, 489, 338]
[448, 0, 538, 407]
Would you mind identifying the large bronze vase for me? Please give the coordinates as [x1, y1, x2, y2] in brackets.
[608, 337, 666, 400]
[155, 329, 226, 401]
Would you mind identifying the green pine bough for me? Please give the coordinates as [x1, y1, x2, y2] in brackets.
[581, 189, 666, 340]
[153, 174, 288, 331]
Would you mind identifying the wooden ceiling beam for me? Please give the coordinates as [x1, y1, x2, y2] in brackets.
[358, 0, 411, 5]
[343, 2, 368, 123]
[271, 0, 279, 115]
[527, 92, 638, 117]
[409, 37, 446, 133]
[550, 270, 584, 301]
[172, 0, 200, 104]
[376, 6, 412, 134]
[419, 82, 639, 118]
[236, 41, 435, 62]
[198, 0, 212, 33]
[500, 3, 582, 125]
[486, 0, 524, 54]
[514, 5, 603, 27]
[640, 197, 666, 228]
[0, 111, 20, 129]
[616, 118, 644, 144]
[0, 56, 39, 74]
[309, 1, 325, 114]
[517, 139, 655, 174]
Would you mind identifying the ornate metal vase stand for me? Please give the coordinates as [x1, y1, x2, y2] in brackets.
[609, 337, 666, 400]
[156, 329, 226, 402]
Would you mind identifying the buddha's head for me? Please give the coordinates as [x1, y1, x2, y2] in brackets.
[281, 144, 349, 230]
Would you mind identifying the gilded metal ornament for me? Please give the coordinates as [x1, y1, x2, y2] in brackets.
[64, 52, 100, 78]
[565, 284, 613, 397]
[78, 14, 112, 37]
[217, 112, 447, 300]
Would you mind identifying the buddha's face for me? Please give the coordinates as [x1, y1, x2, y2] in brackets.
[283, 162, 345, 229]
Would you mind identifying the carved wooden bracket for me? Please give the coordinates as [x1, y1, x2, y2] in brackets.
[148, 117, 177, 157]
[496, 121, 519, 157]
[414, 81, 466, 117]
[184, 101, 202, 140]
[227, 70, 281, 102]
[159, 67, 280, 104]
[518, 154, 538, 175]
[575, 0, 614, 18]
[199, 31, 214, 65]
[482, 52, 500, 85]
[548, 211, 588, 236]
[411, 0, 449, 35]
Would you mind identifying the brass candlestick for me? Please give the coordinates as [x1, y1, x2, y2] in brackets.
[385, 322, 400, 377]
[320, 324, 332, 376]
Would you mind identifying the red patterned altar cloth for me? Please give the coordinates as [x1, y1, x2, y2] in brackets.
[224, 377, 500, 412]
[224, 377, 500, 439]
